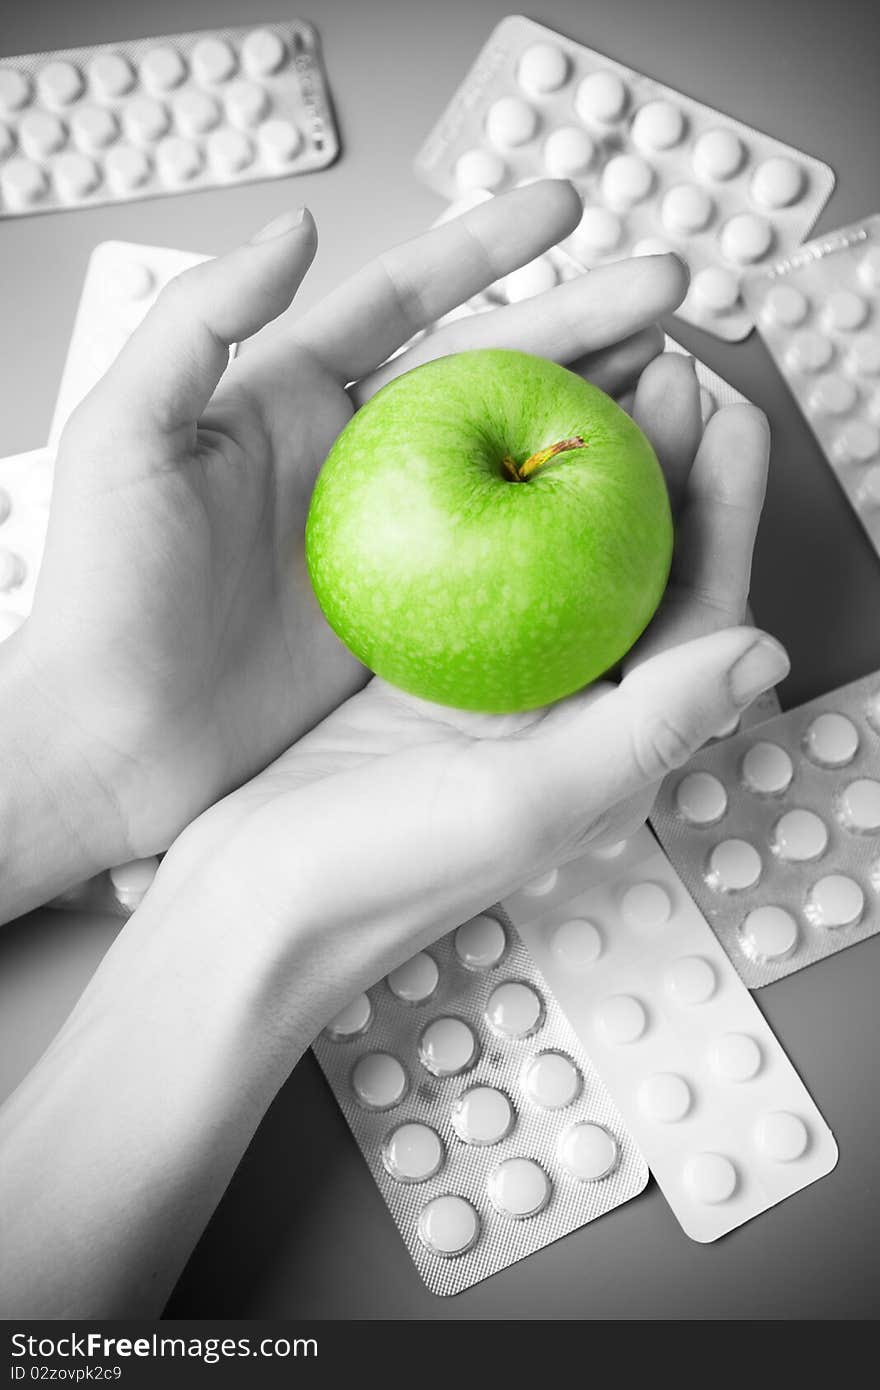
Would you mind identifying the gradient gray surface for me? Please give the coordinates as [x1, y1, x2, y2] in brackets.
[1, 0, 879, 1320]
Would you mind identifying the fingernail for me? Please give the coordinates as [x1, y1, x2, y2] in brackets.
[729, 636, 790, 707]
[251, 207, 307, 244]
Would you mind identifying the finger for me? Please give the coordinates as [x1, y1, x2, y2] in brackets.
[353, 252, 689, 401]
[72, 208, 317, 449]
[295, 179, 583, 384]
[631, 350, 703, 510]
[627, 403, 770, 668]
[566, 325, 665, 398]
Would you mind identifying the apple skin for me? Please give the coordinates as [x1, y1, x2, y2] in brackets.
[305, 349, 673, 713]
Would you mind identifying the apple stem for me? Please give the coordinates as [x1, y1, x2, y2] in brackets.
[502, 435, 587, 482]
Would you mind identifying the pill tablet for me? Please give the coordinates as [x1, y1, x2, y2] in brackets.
[762, 284, 810, 328]
[485, 96, 537, 148]
[258, 118, 303, 169]
[6, 154, 51, 207]
[224, 79, 269, 130]
[692, 128, 745, 181]
[0, 550, 25, 590]
[550, 917, 603, 969]
[621, 881, 671, 929]
[808, 374, 858, 416]
[156, 135, 202, 184]
[70, 105, 118, 151]
[804, 874, 864, 929]
[88, 53, 134, 99]
[750, 156, 804, 209]
[53, 151, 100, 200]
[755, 1111, 809, 1162]
[639, 1072, 692, 1123]
[140, 46, 187, 93]
[206, 127, 253, 174]
[502, 255, 558, 303]
[709, 1032, 763, 1082]
[803, 712, 859, 766]
[242, 27, 287, 77]
[720, 212, 774, 264]
[675, 771, 728, 824]
[105, 145, 151, 192]
[665, 955, 717, 1006]
[0, 68, 32, 113]
[772, 809, 829, 862]
[785, 329, 834, 374]
[824, 289, 869, 332]
[572, 206, 623, 257]
[383, 1123, 444, 1183]
[123, 96, 170, 145]
[192, 37, 237, 85]
[858, 465, 880, 508]
[684, 1152, 737, 1204]
[832, 420, 879, 463]
[488, 1157, 551, 1218]
[739, 905, 798, 962]
[485, 981, 544, 1039]
[108, 856, 159, 908]
[517, 43, 569, 95]
[558, 1122, 619, 1180]
[691, 266, 740, 314]
[454, 914, 506, 969]
[455, 147, 506, 191]
[522, 1051, 581, 1109]
[324, 993, 373, 1039]
[574, 70, 628, 124]
[601, 153, 653, 208]
[418, 1017, 479, 1076]
[595, 994, 647, 1045]
[662, 183, 714, 235]
[37, 61, 83, 108]
[352, 1052, 408, 1109]
[20, 111, 66, 159]
[451, 1085, 514, 1145]
[417, 1194, 479, 1256]
[173, 90, 220, 137]
[706, 839, 762, 891]
[858, 247, 880, 290]
[834, 777, 880, 832]
[387, 951, 439, 1003]
[846, 334, 880, 375]
[632, 100, 686, 151]
[542, 125, 595, 177]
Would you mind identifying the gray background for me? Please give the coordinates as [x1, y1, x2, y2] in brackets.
[1, 0, 879, 1319]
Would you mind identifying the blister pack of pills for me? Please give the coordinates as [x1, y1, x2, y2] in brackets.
[414, 15, 835, 340]
[50, 241, 211, 444]
[0, 20, 338, 219]
[46, 858, 161, 916]
[651, 668, 880, 987]
[313, 914, 648, 1294]
[0, 446, 52, 641]
[742, 214, 880, 557]
[506, 828, 838, 1241]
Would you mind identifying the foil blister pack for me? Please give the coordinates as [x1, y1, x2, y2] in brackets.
[0, 19, 338, 219]
[506, 828, 838, 1241]
[743, 213, 880, 558]
[313, 915, 648, 1295]
[651, 669, 880, 987]
[414, 15, 835, 340]
[0, 446, 53, 641]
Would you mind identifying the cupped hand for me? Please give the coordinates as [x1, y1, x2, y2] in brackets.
[11, 180, 692, 868]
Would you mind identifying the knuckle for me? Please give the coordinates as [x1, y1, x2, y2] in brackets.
[628, 706, 695, 781]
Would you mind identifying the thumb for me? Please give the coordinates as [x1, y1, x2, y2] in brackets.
[75, 207, 317, 445]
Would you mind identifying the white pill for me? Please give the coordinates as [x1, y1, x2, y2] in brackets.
[846, 334, 880, 375]
[785, 329, 834, 374]
[858, 465, 880, 508]
[87, 52, 134, 99]
[418, 1194, 479, 1256]
[706, 839, 762, 891]
[803, 711, 859, 766]
[0, 610, 24, 641]
[750, 156, 805, 209]
[573, 206, 623, 257]
[123, 97, 170, 145]
[601, 153, 653, 208]
[109, 857, 159, 908]
[192, 37, 238, 85]
[0, 550, 24, 590]
[720, 212, 774, 264]
[632, 100, 686, 151]
[485, 96, 538, 148]
[485, 981, 544, 1039]
[105, 145, 151, 192]
[772, 809, 829, 861]
[173, 90, 220, 137]
[521, 867, 559, 897]
[832, 420, 879, 463]
[19, 111, 66, 158]
[452, 1086, 514, 1145]
[156, 136, 202, 184]
[858, 246, 880, 290]
[242, 27, 287, 77]
[804, 874, 864, 930]
[709, 1032, 763, 1082]
[455, 147, 506, 192]
[739, 905, 798, 963]
[454, 913, 506, 969]
[542, 126, 595, 177]
[835, 777, 880, 832]
[258, 118, 303, 168]
[621, 881, 672, 929]
[558, 1123, 619, 1181]
[522, 1051, 581, 1109]
[352, 1052, 407, 1109]
[691, 266, 740, 314]
[639, 1072, 692, 1123]
[551, 917, 602, 969]
[141, 46, 187, 92]
[0, 68, 31, 113]
[383, 1122, 444, 1183]
[387, 951, 439, 1003]
[596, 994, 647, 1045]
[824, 289, 869, 332]
[808, 373, 858, 415]
[762, 284, 810, 327]
[574, 70, 628, 124]
[675, 771, 728, 824]
[205, 128, 252, 175]
[70, 105, 118, 151]
[502, 255, 558, 303]
[0, 122, 12, 161]
[223, 79, 268, 131]
[665, 955, 717, 1006]
[684, 1152, 737, 1204]
[755, 1111, 809, 1162]
[37, 60, 83, 107]
[419, 1017, 478, 1076]
[632, 236, 674, 257]
[662, 184, 714, 235]
[488, 1157, 551, 1219]
[324, 992, 373, 1039]
[692, 128, 745, 181]
[517, 42, 569, 95]
[53, 151, 100, 201]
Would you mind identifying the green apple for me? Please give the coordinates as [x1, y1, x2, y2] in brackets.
[305, 349, 672, 712]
